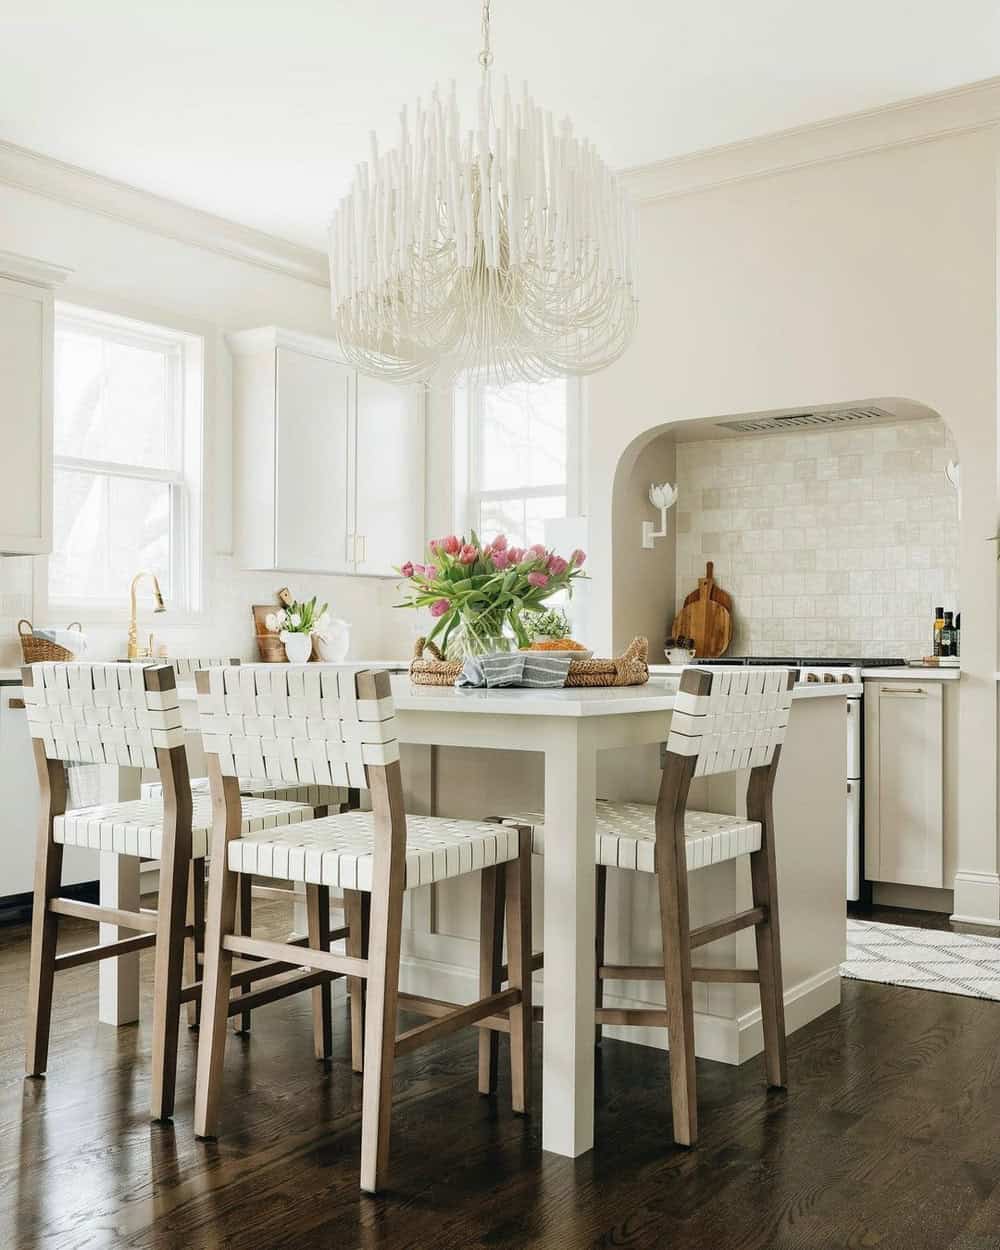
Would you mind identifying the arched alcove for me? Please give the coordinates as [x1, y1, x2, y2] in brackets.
[611, 397, 961, 660]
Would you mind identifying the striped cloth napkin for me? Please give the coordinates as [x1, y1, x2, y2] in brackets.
[455, 650, 572, 689]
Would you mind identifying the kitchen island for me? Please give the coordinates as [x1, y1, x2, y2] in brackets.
[92, 669, 849, 1160]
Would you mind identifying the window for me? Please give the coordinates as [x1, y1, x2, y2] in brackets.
[50, 305, 203, 612]
[459, 377, 582, 547]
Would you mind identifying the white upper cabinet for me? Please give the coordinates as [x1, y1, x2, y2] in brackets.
[0, 252, 70, 556]
[274, 346, 353, 572]
[230, 328, 425, 576]
[353, 373, 425, 576]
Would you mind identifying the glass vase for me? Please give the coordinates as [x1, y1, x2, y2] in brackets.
[445, 609, 514, 662]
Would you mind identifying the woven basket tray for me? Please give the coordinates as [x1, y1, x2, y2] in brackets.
[18, 619, 81, 664]
[410, 636, 649, 688]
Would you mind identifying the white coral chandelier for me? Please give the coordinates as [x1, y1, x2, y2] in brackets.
[327, 1, 638, 384]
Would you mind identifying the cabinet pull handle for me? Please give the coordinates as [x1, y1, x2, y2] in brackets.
[880, 686, 926, 696]
[358, 534, 366, 564]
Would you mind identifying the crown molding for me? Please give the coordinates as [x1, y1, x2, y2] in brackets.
[227, 324, 344, 361]
[0, 248, 72, 287]
[621, 74, 1000, 203]
[0, 138, 329, 287]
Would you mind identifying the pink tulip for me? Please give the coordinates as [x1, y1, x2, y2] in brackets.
[571, 548, 587, 567]
[547, 555, 568, 576]
[458, 544, 478, 565]
[430, 599, 450, 618]
[491, 533, 508, 551]
[441, 535, 461, 556]
[507, 547, 526, 564]
[401, 561, 415, 577]
[428, 539, 438, 554]
[529, 543, 547, 557]
[423, 565, 437, 579]
[491, 549, 510, 571]
[527, 572, 549, 588]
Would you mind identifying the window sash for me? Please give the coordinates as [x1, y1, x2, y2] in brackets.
[463, 377, 582, 542]
[50, 303, 203, 615]
[48, 464, 188, 609]
[54, 311, 185, 475]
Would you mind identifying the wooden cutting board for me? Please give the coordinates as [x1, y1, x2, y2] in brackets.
[671, 562, 733, 658]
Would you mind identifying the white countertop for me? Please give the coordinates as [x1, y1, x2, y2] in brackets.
[861, 667, 961, 681]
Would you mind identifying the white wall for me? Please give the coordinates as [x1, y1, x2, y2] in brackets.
[0, 179, 423, 667]
[592, 126, 999, 922]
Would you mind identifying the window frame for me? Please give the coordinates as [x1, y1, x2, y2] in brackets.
[47, 302, 205, 620]
[458, 375, 585, 545]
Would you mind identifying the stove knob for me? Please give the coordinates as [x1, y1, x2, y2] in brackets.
[806, 672, 818, 682]
[824, 673, 835, 683]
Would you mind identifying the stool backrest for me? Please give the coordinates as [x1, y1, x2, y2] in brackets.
[22, 661, 185, 768]
[171, 656, 240, 680]
[195, 664, 398, 791]
[665, 666, 795, 778]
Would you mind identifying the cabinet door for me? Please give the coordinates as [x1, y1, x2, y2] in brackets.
[864, 682, 943, 887]
[354, 375, 425, 576]
[274, 347, 354, 573]
[0, 276, 52, 554]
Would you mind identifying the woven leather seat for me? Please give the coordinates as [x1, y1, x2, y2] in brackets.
[226, 809, 520, 890]
[55, 795, 314, 861]
[513, 801, 762, 872]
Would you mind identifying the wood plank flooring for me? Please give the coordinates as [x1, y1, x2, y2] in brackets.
[3, 901, 1000, 1250]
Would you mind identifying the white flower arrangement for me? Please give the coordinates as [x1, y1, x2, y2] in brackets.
[265, 597, 329, 638]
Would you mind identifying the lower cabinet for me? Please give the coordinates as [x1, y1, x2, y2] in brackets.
[864, 680, 944, 887]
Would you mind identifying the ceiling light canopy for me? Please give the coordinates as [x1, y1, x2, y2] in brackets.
[327, 1, 638, 384]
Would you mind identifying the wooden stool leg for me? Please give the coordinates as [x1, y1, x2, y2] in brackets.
[750, 840, 787, 1088]
[185, 858, 206, 1029]
[504, 829, 533, 1115]
[306, 884, 333, 1061]
[359, 774, 405, 1195]
[478, 863, 506, 1096]
[594, 864, 608, 1047]
[658, 813, 698, 1147]
[25, 750, 66, 1078]
[194, 845, 241, 1139]
[345, 889, 370, 1074]
[234, 874, 253, 1035]
[150, 834, 191, 1121]
[24, 846, 64, 1078]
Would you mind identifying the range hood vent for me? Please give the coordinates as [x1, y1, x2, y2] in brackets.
[716, 406, 894, 434]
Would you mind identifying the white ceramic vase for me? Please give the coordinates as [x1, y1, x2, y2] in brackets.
[281, 631, 313, 664]
[314, 619, 351, 663]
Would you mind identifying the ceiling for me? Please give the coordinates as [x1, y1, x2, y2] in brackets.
[2, 1, 1000, 251]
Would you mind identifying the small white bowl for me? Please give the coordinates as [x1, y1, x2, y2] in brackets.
[665, 647, 696, 666]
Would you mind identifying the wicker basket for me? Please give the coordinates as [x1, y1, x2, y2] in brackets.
[410, 635, 649, 688]
[18, 619, 82, 664]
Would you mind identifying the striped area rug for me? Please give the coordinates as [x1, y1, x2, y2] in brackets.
[842, 918, 1000, 1002]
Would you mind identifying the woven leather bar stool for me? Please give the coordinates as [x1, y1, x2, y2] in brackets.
[140, 657, 353, 1032]
[21, 661, 314, 1120]
[192, 663, 533, 1194]
[491, 664, 795, 1147]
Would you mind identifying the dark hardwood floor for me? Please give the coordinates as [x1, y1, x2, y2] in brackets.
[3, 900, 1000, 1250]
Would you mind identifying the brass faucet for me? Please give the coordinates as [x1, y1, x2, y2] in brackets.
[127, 571, 166, 659]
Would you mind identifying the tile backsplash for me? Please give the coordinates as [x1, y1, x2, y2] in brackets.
[675, 419, 959, 659]
[0, 556, 33, 667]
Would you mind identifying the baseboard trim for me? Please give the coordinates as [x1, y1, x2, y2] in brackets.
[397, 953, 842, 1067]
[952, 871, 1000, 927]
